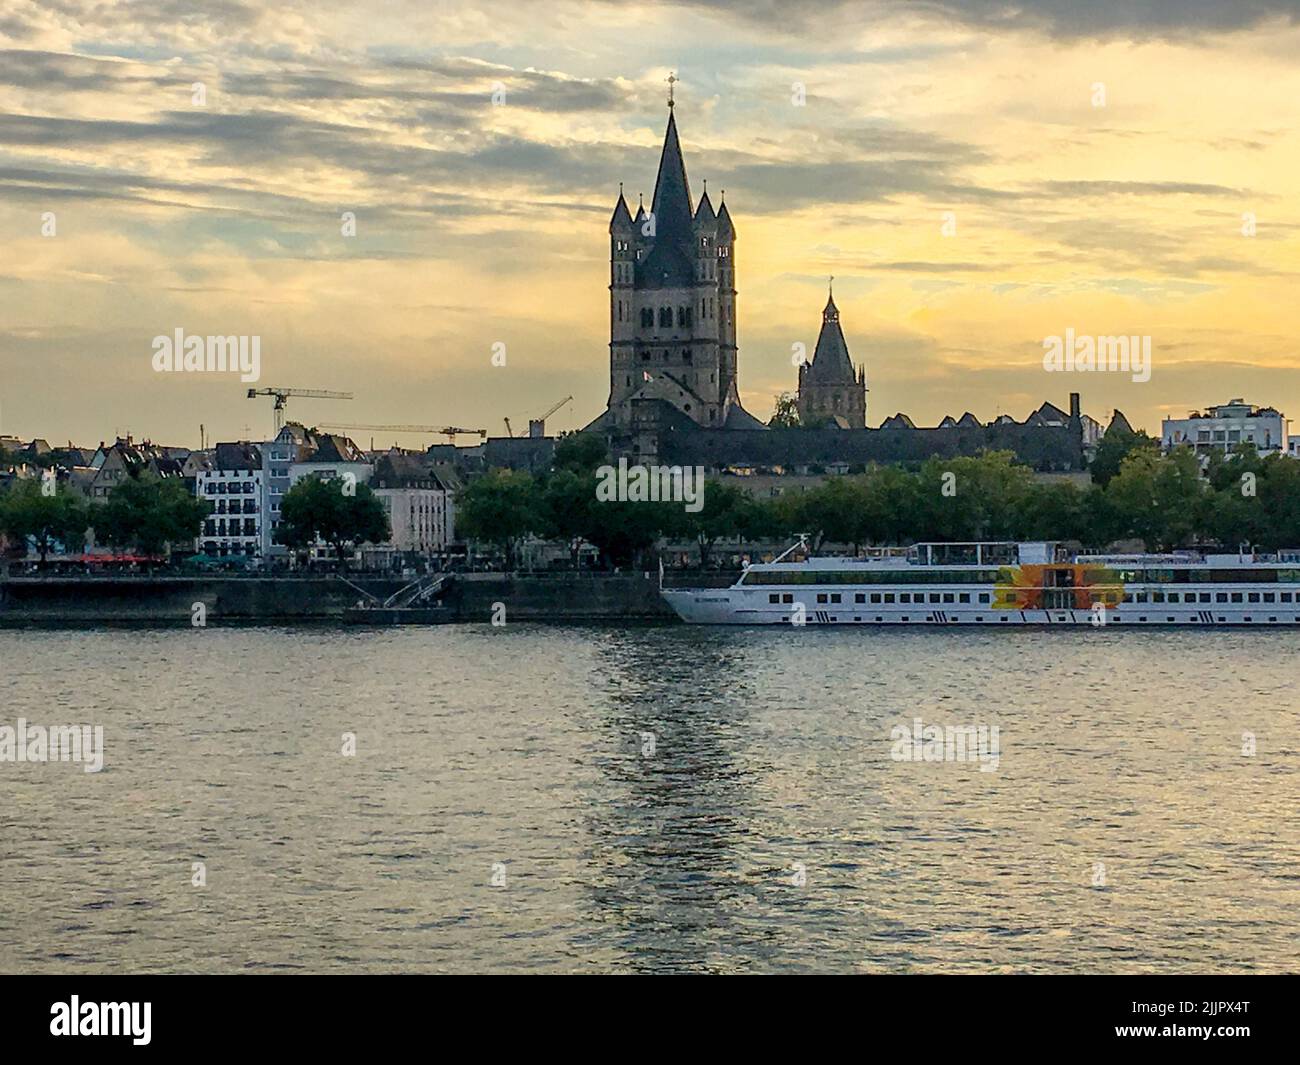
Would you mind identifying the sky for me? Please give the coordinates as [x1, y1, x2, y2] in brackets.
[3, 0, 1300, 448]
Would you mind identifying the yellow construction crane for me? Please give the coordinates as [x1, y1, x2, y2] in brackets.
[247, 387, 353, 434]
[318, 423, 486, 444]
[503, 395, 573, 439]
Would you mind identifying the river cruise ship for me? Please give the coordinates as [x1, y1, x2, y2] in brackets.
[661, 540, 1300, 626]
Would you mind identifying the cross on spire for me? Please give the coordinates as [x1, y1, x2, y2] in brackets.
[667, 71, 677, 108]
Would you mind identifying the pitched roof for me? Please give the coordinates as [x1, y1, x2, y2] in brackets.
[650, 110, 693, 236]
[803, 288, 856, 384]
[1107, 409, 1135, 435]
[636, 110, 697, 288]
[694, 187, 715, 223]
[880, 413, 915, 429]
[609, 189, 632, 232]
[716, 198, 734, 239]
[956, 412, 981, 428]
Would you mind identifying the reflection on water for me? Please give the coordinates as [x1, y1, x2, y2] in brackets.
[1, 625, 1297, 973]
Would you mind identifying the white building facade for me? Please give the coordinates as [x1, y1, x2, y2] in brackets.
[196, 444, 263, 560]
[1162, 399, 1288, 456]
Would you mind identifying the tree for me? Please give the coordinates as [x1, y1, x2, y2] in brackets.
[274, 477, 390, 568]
[552, 432, 608, 474]
[540, 467, 596, 566]
[455, 469, 542, 569]
[675, 480, 756, 566]
[97, 476, 210, 559]
[0, 479, 91, 565]
[768, 392, 801, 428]
[1090, 428, 1158, 488]
[1106, 446, 1204, 550]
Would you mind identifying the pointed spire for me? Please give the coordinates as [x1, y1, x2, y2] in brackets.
[634, 191, 645, 223]
[823, 276, 838, 321]
[651, 108, 693, 228]
[609, 183, 632, 232]
[716, 192, 734, 240]
[694, 181, 715, 223]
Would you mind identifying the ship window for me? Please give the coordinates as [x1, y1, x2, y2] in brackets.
[1136, 593, 1148, 603]
[769, 594, 780, 603]
[1152, 592, 1165, 602]
[930, 593, 941, 603]
[976, 616, 983, 622]
[817, 593, 828, 604]
[1244, 616, 1252, 622]
[1216, 593, 1228, 603]
[876, 616, 883, 622]
[870, 593, 881, 604]
[979, 593, 990, 603]
[1167, 616, 1176, 623]
[884, 593, 895, 603]
[1270, 616, 1278, 622]
[783, 594, 793, 604]
[1139, 616, 1147, 622]
[1167, 593, 1179, 602]
[899, 593, 911, 603]
[1284, 593, 1294, 602]
[831, 593, 842, 603]
[959, 593, 970, 603]
[1248, 592, 1260, 603]
[943, 593, 954, 603]
[855, 593, 865, 603]
[1231, 592, 1243, 603]
[1264, 592, 1275, 603]
[901, 616, 909, 622]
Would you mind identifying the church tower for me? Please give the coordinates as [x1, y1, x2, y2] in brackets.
[601, 86, 758, 434]
[797, 283, 867, 428]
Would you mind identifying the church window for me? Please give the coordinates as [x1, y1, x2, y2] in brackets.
[617, 301, 622, 322]
[659, 306, 672, 328]
[641, 308, 653, 328]
[684, 404, 691, 412]
[626, 377, 631, 386]
[640, 350, 650, 361]
[682, 349, 692, 363]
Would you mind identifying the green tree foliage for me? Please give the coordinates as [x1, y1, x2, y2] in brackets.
[97, 476, 211, 558]
[0, 479, 92, 564]
[768, 392, 801, 428]
[1089, 427, 1158, 487]
[551, 432, 608, 474]
[1106, 445, 1204, 551]
[455, 469, 542, 568]
[273, 477, 391, 567]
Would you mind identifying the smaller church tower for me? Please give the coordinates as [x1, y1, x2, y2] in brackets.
[797, 283, 867, 428]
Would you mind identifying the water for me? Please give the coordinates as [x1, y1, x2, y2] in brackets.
[1, 624, 1297, 974]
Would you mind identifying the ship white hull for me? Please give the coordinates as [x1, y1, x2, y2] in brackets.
[661, 588, 1300, 626]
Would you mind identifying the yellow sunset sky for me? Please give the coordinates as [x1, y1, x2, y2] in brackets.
[2, 0, 1300, 447]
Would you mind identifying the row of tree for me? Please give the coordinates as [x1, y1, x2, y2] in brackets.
[457, 432, 1300, 566]
[0, 476, 211, 563]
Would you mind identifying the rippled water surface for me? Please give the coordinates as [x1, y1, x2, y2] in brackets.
[1, 624, 1297, 973]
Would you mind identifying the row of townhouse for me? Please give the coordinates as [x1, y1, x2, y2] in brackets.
[195, 424, 458, 567]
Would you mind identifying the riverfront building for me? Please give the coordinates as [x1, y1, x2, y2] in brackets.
[1162, 399, 1289, 456]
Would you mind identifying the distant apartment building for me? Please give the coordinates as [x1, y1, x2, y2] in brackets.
[365, 452, 456, 567]
[1162, 398, 1289, 455]
[196, 443, 263, 559]
[285, 432, 373, 564]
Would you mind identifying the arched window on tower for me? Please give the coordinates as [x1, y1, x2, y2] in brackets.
[659, 307, 672, 328]
[641, 308, 653, 328]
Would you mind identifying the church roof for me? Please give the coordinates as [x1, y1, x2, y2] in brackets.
[802, 287, 856, 384]
[694, 187, 715, 223]
[956, 412, 981, 428]
[716, 198, 734, 239]
[609, 189, 632, 232]
[650, 110, 693, 243]
[880, 413, 915, 429]
[637, 109, 699, 288]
